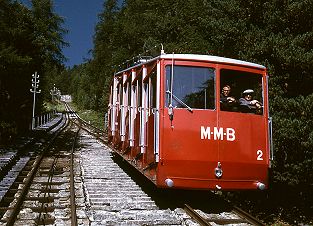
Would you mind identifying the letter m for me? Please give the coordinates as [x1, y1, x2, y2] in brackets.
[201, 126, 210, 139]
[214, 127, 224, 140]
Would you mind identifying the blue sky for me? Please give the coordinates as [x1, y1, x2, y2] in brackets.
[20, 0, 104, 67]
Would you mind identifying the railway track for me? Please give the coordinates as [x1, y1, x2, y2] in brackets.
[184, 204, 265, 226]
[0, 104, 267, 225]
[66, 104, 106, 140]
[0, 114, 65, 218]
[0, 113, 80, 225]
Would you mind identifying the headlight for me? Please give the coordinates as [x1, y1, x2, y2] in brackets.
[165, 178, 174, 187]
[257, 182, 266, 190]
[214, 162, 223, 178]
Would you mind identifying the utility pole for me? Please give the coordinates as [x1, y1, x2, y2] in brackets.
[30, 72, 41, 130]
[50, 84, 61, 102]
[50, 84, 59, 111]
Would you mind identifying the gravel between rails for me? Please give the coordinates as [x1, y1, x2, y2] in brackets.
[75, 130, 195, 226]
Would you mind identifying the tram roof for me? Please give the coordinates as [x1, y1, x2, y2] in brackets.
[115, 53, 266, 75]
[160, 54, 266, 70]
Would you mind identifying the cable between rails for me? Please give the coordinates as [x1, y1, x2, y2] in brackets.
[70, 128, 80, 226]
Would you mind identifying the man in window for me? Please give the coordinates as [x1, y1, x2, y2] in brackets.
[239, 89, 263, 114]
[220, 85, 237, 111]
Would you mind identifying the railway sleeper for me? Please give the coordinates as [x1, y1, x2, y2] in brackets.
[34, 214, 55, 225]
[0, 207, 12, 214]
[30, 206, 55, 212]
[34, 181, 64, 186]
[39, 188, 60, 193]
[1, 197, 14, 203]
[206, 217, 248, 224]
[25, 196, 55, 203]
[38, 170, 64, 176]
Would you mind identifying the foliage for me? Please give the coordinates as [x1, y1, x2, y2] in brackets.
[0, 0, 67, 136]
[271, 94, 313, 185]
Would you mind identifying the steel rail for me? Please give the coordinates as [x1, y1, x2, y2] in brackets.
[5, 155, 43, 226]
[232, 206, 266, 226]
[184, 204, 212, 226]
[185, 203, 266, 226]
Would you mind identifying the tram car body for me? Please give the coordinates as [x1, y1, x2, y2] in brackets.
[107, 53, 272, 190]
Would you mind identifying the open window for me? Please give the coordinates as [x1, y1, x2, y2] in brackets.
[220, 69, 263, 114]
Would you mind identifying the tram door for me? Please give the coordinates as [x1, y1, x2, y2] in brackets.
[145, 67, 158, 168]
[162, 63, 218, 182]
[218, 68, 269, 183]
[110, 77, 119, 138]
[120, 73, 128, 144]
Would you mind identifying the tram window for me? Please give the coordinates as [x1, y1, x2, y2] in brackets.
[165, 65, 215, 110]
[137, 76, 142, 107]
[109, 86, 113, 106]
[127, 80, 131, 107]
[220, 69, 263, 114]
[123, 85, 128, 106]
[116, 85, 120, 105]
[119, 84, 123, 105]
[149, 69, 157, 109]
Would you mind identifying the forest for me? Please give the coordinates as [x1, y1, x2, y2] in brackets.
[0, 0, 67, 135]
[1, 0, 313, 224]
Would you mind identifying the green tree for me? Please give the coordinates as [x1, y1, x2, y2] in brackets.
[0, 0, 67, 138]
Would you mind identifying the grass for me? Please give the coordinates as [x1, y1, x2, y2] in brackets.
[68, 102, 105, 129]
[45, 101, 66, 112]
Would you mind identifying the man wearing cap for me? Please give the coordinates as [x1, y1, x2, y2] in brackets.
[239, 89, 262, 113]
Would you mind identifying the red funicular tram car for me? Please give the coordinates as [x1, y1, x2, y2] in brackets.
[107, 51, 273, 190]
